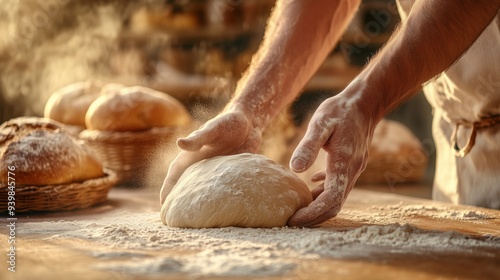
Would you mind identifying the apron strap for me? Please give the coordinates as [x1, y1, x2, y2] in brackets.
[451, 115, 500, 157]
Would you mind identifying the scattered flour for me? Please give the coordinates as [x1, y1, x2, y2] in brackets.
[367, 203, 493, 221]
[17, 210, 500, 277]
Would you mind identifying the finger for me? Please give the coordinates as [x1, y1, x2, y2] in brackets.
[160, 153, 191, 204]
[295, 206, 341, 227]
[290, 116, 335, 173]
[310, 183, 325, 199]
[288, 151, 351, 226]
[311, 171, 325, 182]
[177, 125, 219, 151]
[287, 189, 343, 226]
[178, 113, 250, 151]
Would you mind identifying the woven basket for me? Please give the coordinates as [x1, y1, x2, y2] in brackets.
[79, 127, 181, 187]
[0, 170, 117, 213]
[62, 124, 85, 138]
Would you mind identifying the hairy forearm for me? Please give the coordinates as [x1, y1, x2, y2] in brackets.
[353, 0, 500, 122]
[227, 0, 361, 130]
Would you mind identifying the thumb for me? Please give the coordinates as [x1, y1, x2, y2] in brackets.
[177, 128, 215, 151]
[178, 112, 250, 151]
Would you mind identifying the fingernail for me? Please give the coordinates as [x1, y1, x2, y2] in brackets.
[291, 158, 306, 172]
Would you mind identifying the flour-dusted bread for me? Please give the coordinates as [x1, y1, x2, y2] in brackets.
[0, 117, 105, 186]
[85, 86, 191, 131]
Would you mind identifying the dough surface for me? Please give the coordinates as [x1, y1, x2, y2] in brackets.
[161, 153, 312, 228]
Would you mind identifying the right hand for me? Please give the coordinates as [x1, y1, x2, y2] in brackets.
[159, 110, 262, 204]
[287, 90, 377, 227]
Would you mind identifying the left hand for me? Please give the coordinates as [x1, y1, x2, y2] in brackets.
[287, 91, 377, 227]
[159, 109, 261, 204]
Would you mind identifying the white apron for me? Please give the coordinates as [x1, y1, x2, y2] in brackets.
[397, 2, 500, 209]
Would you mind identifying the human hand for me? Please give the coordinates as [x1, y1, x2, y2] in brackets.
[287, 92, 377, 227]
[159, 110, 262, 204]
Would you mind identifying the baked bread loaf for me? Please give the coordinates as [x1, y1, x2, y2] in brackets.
[357, 119, 428, 185]
[85, 86, 191, 131]
[44, 81, 106, 127]
[0, 117, 105, 186]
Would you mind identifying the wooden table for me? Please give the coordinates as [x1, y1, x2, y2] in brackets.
[1, 188, 499, 280]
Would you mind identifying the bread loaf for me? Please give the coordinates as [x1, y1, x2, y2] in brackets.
[44, 81, 106, 127]
[0, 117, 105, 186]
[85, 86, 191, 131]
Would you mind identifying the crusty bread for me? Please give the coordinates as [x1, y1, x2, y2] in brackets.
[357, 119, 428, 185]
[85, 86, 191, 131]
[0, 117, 105, 186]
[44, 81, 106, 127]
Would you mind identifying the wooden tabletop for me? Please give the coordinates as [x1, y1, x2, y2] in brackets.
[1, 187, 499, 280]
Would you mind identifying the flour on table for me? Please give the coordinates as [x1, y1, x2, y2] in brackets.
[18, 210, 500, 277]
[367, 203, 493, 221]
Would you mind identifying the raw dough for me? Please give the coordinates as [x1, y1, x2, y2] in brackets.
[161, 153, 312, 228]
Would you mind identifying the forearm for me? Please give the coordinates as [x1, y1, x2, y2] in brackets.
[352, 0, 500, 122]
[226, 0, 361, 130]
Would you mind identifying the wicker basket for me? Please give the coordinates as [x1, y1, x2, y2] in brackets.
[0, 170, 118, 213]
[62, 124, 85, 138]
[79, 127, 181, 187]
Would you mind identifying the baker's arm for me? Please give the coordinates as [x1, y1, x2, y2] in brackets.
[288, 0, 500, 226]
[358, 0, 500, 121]
[224, 0, 361, 130]
[160, 0, 361, 203]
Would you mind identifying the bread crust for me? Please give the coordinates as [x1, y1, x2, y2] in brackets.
[44, 81, 106, 127]
[0, 117, 104, 186]
[85, 86, 191, 131]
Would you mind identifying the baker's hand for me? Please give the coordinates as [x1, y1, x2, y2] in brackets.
[160, 110, 262, 204]
[287, 93, 376, 227]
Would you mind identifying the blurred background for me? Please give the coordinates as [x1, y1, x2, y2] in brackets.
[0, 0, 434, 196]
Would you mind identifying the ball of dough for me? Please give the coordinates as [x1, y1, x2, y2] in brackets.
[161, 153, 313, 228]
[85, 86, 191, 131]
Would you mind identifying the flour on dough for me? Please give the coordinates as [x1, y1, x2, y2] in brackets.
[161, 153, 312, 228]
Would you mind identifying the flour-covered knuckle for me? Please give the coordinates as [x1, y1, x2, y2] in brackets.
[161, 153, 312, 228]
